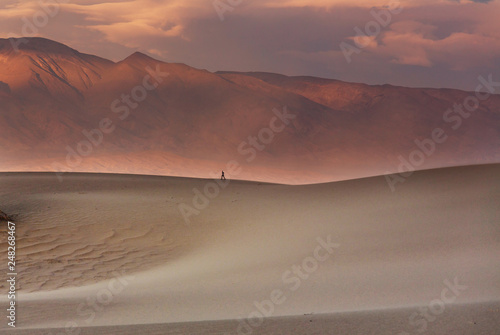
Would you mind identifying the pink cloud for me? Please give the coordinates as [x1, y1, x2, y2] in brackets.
[369, 16, 500, 70]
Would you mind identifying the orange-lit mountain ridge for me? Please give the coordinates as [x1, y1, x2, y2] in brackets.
[1, 37, 499, 184]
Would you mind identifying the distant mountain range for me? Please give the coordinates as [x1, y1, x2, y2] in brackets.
[1, 37, 499, 184]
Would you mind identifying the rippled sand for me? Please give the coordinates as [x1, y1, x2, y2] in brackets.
[0, 174, 199, 292]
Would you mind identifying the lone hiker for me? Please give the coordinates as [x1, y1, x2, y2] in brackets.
[221, 170, 226, 180]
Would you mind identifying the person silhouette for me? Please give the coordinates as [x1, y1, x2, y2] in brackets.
[221, 170, 226, 180]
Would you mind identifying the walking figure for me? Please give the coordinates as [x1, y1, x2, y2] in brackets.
[221, 170, 226, 180]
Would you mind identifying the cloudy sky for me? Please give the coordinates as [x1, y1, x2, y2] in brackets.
[1, 0, 499, 90]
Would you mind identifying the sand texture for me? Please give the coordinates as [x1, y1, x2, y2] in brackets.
[0, 164, 498, 332]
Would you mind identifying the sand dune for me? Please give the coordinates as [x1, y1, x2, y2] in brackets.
[0, 164, 499, 332]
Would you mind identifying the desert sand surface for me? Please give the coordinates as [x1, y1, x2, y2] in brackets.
[9, 301, 500, 335]
[0, 164, 499, 333]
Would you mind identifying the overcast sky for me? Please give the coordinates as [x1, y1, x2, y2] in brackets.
[1, 0, 499, 90]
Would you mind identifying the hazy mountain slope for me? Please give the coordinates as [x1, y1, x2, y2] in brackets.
[0, 38, 499, 183]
